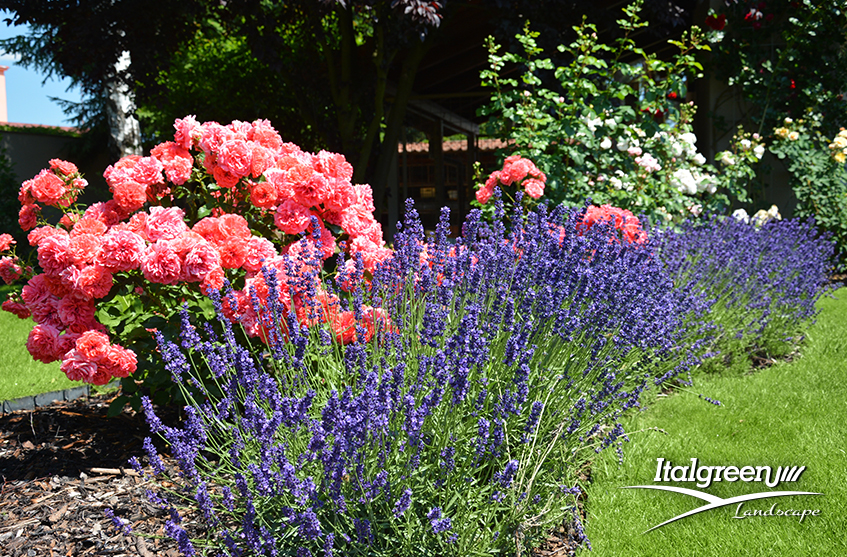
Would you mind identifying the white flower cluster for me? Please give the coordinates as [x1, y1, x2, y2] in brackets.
[732, 205, 781, 226]
[671, 168, 716, 195]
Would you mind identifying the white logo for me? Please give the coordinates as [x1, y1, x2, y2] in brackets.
[623, 458, 822, 532]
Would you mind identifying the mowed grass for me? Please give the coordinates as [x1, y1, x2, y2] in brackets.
[581, 289, 847, 555]
[0, 286, 80, 401]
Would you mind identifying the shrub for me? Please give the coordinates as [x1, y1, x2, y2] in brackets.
[0, 117, 392, 412]
[477, 1, 753, 222]
[653, 213, 835, 374]
[133, 199, 691, 556]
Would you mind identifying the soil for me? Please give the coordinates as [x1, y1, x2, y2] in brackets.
[0, 392, 585, 557]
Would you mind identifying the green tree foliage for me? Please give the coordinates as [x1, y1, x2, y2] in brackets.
[706, 0, 847, 138]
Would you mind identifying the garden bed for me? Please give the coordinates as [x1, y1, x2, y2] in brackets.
[0, 393, 588, 557]
[0, 392, 189, 557]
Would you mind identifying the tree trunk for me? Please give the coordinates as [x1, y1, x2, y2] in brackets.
[371, 35, 434, 216]
[104, 50, 142, 159]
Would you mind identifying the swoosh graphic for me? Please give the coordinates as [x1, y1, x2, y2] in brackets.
[621, 485, 823, 532]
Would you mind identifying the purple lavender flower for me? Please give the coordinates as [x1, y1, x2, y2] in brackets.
[393, 488, 413, 517]
[427, 507, 453, 534]
[104, 508, 132, 536]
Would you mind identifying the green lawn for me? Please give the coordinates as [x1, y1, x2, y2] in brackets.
[581, 289, 847, 555]
[0, 287, 80, 401]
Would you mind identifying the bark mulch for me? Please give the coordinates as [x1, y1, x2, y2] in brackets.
[0, 391, 585, 557]
[0, 391, 187, 557]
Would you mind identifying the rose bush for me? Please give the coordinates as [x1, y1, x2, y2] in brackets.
[477, 2, 753, 222]
[0, 116, 392, 411]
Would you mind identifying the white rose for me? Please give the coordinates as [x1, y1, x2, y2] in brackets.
[672, 168, 698, 195]
[740, 139, 752, 150]
[767, 204, 782, 220]
[680, 132, 697, 146]
[600, 137, 612, 150]
[753, 144, 765, 159]
[616, 139, 629, 151]
[584, 117, 603, 132]
[693, 153, 706, 166]
[732, 208, 750, 224]
[718, 151, 736, 166]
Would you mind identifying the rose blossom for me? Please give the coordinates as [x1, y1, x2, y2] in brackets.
[75, 330, 111, 360]
[243, 237, 278, 273]
[523, 178, 545, 199]
[27, 324, 62, 363]
[0, 257, 23, 284]
[217, 236, 249, 269]
[98, 229, 146, 272]
[37, 234, 71, 277]
[174, 115, 201, 150]
[60, 350, 98, 382]
[49, 158, 78, 176]
[275, 201, 314, 235]
[183, 241, 222, 282]
[2, 299, 31, 319]
[0, 233, 15, 252]
[146, 206, 189, 242]
[217, 139, 253, 177]
[151, 141, 194, 185]
[248, 180, 278, 209]
[141, 241, 182, 284]
[476, 184, 495, 205]
[100, 345, 137, 378]
[19, 204, 40, 231]
[29, 169, 66, 206]
[57, 293, 97, 328]
[75, 265, 113, 299]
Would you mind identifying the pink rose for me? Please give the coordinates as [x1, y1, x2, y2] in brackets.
[151, 141, 194, 185]
[49, 158, 78, 177]
[60, 350, 98, 382]
[75, 330, 111, 361]
[18, 204, 40, 231]
[37, 234, 71, 277]
[141, 241, 182, 284]
[98, 229, 146, 272]
[0, 257, 23, 285]
[250, 119, 283, 151]
[183, 241, 222, 282]
[75, 264, 113, 299]
[0, 233, 15, 252]
[523, 178, 545, 199]
[57, 293, 96, 328]
[275, 200, 314, 235]
[248, 180, 278, 209]
[146, 206, 189, 242]
[27, 324, 61, 363]
[314, 151, 354, 181]
[243, 237, 278, 273]
[2, 299, 31, 319]
[475, 184, 495, 205]
[217, 139, 253, 177]
[173, 115, 201, 150]
[68, 234, 103, 267]
[30, 169, 67, 206]
[101, 345, 137, 378]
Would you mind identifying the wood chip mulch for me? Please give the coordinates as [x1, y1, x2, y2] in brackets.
[0, 392, 586, 557]
[0, 392, 187, 557]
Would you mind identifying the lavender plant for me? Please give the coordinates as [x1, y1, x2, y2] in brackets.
[132, 198, 691, 556]
[653, 214, 834, 373]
